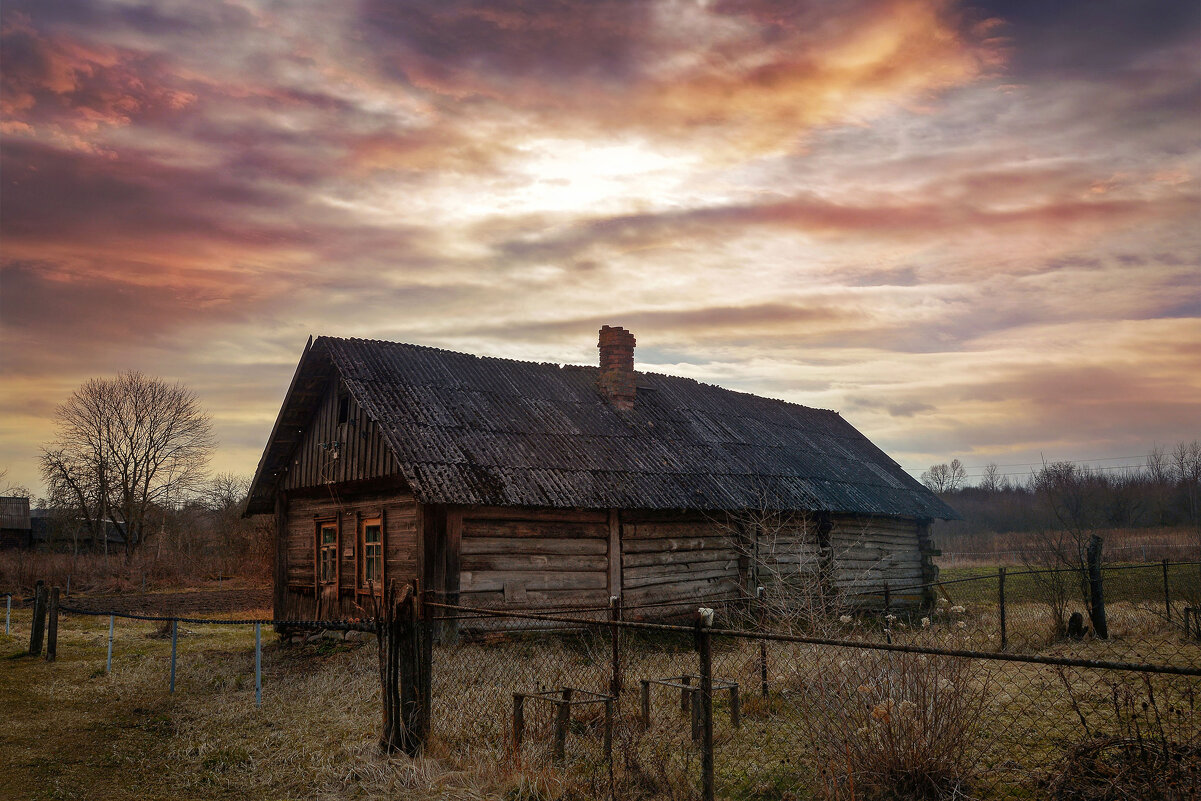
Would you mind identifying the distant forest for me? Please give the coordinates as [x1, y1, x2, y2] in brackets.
[923, 442, 1200, 540]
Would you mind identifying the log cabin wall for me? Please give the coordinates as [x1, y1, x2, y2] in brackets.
[281, 377, 399, 491]
[827, 514, 926, 606]
[277, 486, 418, 621]
[620, 511, 742, 614]
[456, 507, 611, 609]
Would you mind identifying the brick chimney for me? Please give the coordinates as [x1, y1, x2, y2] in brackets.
[597, 325, 636, 410]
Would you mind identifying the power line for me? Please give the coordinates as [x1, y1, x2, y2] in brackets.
[903, 454, 1151, 473]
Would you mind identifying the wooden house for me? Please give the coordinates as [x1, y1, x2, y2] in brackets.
[245, 327, 957, 624]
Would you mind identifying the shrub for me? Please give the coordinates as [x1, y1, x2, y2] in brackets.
[793, 648, 992, 800]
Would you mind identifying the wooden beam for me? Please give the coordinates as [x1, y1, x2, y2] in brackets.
[608, 509, 622, 598]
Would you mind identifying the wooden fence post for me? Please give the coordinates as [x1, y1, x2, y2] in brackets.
[697, 608, 715, 801]
[552, 688, 572, 764]
[169, 619, 178, 693]
[603, 697, 614, 763]
[1086, 536, 1108, 640]
[998, 567, 1008, 652]
[609, 595, 622, 697]
[639, 679, 651, 729]
[5, 593, 11, 636]
[29, 581, 47, 656]
[756, 586, 768, 698]
[45, 587, 60, 662]
[376, 581, 429, 756]
[106, 615, 114, 673]
[1162, 559, 1172, 622]
[512, 694, 525, 751]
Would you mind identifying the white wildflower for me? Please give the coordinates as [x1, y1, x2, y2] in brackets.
[839, 614, 853, 624]
[884, 613, 897, 622]
[956, 621, 967, 629]
[921, 617, 931, 628]
[950, 605, 965, 614]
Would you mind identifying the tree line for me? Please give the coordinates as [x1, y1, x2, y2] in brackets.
[921, 443, 1201, 539]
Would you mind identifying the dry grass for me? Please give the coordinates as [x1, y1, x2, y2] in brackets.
[2, 599, 1198, 801]
[0, 549, 265, 597]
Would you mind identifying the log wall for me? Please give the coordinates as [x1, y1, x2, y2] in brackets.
[828, 514, 926, 605]
[620, 512, 742, 613]
[277, 486, 418, 621]
[458, 507, 611, 609]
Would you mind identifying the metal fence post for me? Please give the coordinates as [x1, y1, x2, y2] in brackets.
[106, 615, 114, 673]
[169, 619, 178, 693]
[998, 567, 1008, 651]
[697, 608, 715, 801]
[756, 586, 768, 698]
[1162, 559, 1172, 622]
[1086, 536, 1108, 639]
[254, 622, 262, 707]
[609, 595, 622, 697]
[5, 593, 10, 636]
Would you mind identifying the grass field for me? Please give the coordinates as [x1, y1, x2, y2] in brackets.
[3, 594, 1199, 801]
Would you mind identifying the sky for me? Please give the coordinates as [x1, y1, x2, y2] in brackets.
[1, 0, 1199, 496]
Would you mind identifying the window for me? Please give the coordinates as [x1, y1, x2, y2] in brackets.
[318, 522, 338, 584]
[337, 392, 350, 425]
[361, 519, 382, 589]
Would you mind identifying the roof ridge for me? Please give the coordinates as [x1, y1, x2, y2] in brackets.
[317, 334, 836, 415]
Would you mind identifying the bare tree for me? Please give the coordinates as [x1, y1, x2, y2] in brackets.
[979, 462, 1001, 492]
[921, 459, 966, 493]
[40, 372, 215, 560]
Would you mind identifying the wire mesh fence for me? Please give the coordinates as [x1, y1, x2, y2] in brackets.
[427, 600, 1201, 800]
[6, 560, 1201, 800]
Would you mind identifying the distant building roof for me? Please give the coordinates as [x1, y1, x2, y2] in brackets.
[247, 335, 957, 521]
[1, 496, 31, 529]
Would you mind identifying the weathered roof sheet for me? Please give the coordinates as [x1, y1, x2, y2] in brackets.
[246, 336, 957, 519]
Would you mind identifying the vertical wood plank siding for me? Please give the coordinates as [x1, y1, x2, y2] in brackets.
[282, 378, 399, 491]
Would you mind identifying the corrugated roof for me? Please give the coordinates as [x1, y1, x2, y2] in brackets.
[246, 336, 957, 520]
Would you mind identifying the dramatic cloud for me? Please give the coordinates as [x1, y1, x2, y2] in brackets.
[1, 0, 1198, 492]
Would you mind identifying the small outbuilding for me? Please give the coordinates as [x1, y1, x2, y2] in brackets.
[246, 328, 956, 623]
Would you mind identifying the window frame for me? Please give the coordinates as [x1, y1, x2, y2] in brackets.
[316, 519, 339, 588]
[358, 516, 384, 594]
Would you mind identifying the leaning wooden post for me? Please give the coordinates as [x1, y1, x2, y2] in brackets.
[169, 619, 178, 693]
[29, 581, 47, 656]
[756, 586, 768, 698]
[679, 675, 692, 714]
[6, 592, 12, 635]
[254, 622, 262, 708]
[106, 615, 114, 673]
[997, 567, 1008, 652]
[609, 595, 622, 697]
[1162, 559, 1172, 622]
[552, 688, 573, 764]
[377, 581, 427, 756]
[639, 679, 651, 729]
[697, 607, 715, 801]
[512, 694, 525, 751]
[45, 586, 60, 662]
[1086, 535, 1108, 639]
